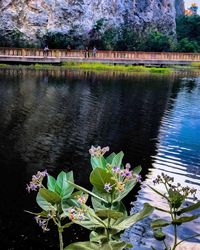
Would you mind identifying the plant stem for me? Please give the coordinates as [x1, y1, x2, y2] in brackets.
[57, 217, 64, 250]
[172, 224, 177, 250]
[58, 228, 64, 250]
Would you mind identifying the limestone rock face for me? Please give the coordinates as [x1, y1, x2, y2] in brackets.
[0, 0, 185, 45]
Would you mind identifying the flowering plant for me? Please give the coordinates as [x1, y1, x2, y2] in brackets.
[149, 173, 200, 250]
[65, 146, 153, 250]
[26, 147, 153, 250]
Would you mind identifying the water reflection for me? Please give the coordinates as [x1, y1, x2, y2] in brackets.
[0, 69, 199, 249]
[126, 76, 200, 249]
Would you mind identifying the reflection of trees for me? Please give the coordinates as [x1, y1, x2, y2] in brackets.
[0, 69, 174, 181]
[0, 68, 177, 249]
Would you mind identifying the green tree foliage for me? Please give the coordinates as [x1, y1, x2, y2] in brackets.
[144, 31, 171, 52]
[176, 15, 200, 41]
[176, 15, 200, 52]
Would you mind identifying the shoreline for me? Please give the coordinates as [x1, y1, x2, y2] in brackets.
[0, 62, 200, 75]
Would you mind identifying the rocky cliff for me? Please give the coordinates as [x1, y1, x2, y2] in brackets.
[0, 0, 185, 46]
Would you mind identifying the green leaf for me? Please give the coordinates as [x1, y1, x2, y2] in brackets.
[90, 167, 115, 193]
[36, 192, 52, 211]
[55, 171, 74, 198]
[106, 153, 116, 164]
[111, 151, 124, 167]
[64, 241, 99, 250]
[132, 165, 142, 175]
[39, 188, 61, 204]
[47, 175, 56, 191]
[91, 156, 107, 169]
[168, 189, 184, 209]
[177, 201, 200, 215]
[112, 203, 154, 231]
[89, 231, 107, 244]
[67, 181, 108, 204]
[153, 228, 166, 241]
[95, 209, 123, 219]
[173, 215, 198, 224]
[151, 219, 171, 228]
[108, 241, 127, 250]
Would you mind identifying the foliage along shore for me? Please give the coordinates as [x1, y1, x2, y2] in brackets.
[0, 62, 174, 74]
[0, 62, 200, 74]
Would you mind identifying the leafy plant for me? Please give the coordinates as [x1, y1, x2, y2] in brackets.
[26, 146, 153, 250]
[149, 173, 200, 250]
[26, 170, 88, 250]
[65, 146, 153, 249]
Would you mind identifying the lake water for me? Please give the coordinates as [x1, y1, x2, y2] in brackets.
[0, 69, 199, 249]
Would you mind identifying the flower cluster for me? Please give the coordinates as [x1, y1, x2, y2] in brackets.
[34, 205, 57, 232]
[67, 207, 86, 221]
[26, 170, 48, 192]
[89, 145, 110, 157]
[153, 173, 197, 201]
[35, 216, 50, 232]
[153, 173, 174, 185]
[104, 163, 142, 193]
[76, 195, 87, 204]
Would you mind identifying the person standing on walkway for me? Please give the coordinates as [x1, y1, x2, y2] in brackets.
[43, 45, 49, 57]
[85, 46, 89, 58]
[92, 46, 97, 57]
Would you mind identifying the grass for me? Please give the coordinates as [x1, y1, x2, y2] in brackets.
[191, 62, 200, 68]
[61, 62, 172, 74]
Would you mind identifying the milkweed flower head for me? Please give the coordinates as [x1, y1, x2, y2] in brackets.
[26, 170, 48, 192]
[89, 145, 110, 157]
[67, 207, 86, 222]
[104, 163, 142, 193]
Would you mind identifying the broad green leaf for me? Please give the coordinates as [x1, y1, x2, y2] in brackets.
[64, 241, 99, 250]
[55, 171, 74, 198]
[177, 201, 200, 215]
[132, 165, 142, 175]
[95, 209, 123, 219]
[47, 175, 56, 191]
[91, 156, 107, 169]
[90, 167, 115, 193]
[151, 219, 171, 228]
[168, 189, 184, 209]
[111, 201, 128, 216]
[108, 241, 127, 250]
[111, 151, 124, 167]
[36, 192, 52, 211]
[113, 178, 137, 202]
[153, 228, 166, 241]
[67, 181, 108, 204]
[39, 188, 61, 204]
[106, 153, 116, 164]
[89, 231, 107, 244]
[112, 203, 154, 231]
[173, 215, 198, 224]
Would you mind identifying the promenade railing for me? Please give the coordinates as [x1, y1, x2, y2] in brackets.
[0, 48, 200, 61]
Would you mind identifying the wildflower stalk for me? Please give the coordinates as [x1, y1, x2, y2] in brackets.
[58, 221, 64, 250]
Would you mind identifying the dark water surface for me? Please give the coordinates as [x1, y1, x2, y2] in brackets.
[0, 69, 199, 249]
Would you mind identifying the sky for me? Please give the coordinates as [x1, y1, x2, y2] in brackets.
[184, 0, 200, 13]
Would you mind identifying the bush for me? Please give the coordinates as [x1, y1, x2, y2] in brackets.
[176, 38, 200, 52]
